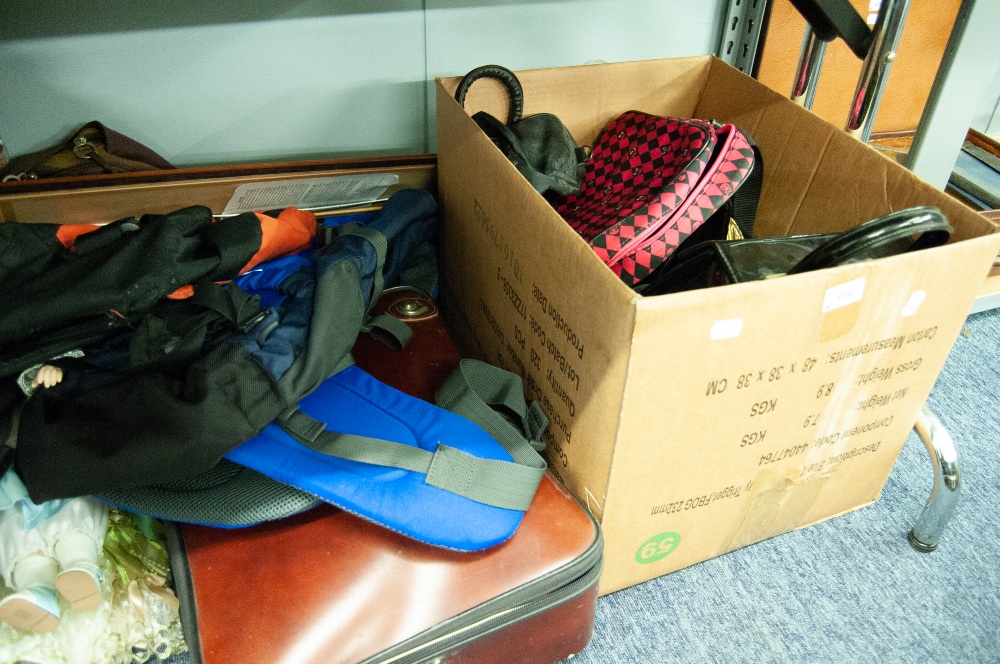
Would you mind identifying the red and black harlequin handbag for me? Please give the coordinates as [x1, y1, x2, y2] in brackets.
[547, 111, 761, 286]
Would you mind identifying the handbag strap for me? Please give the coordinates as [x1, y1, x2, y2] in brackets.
[787, 206, 952, 275]
[455, 64, 524, 126]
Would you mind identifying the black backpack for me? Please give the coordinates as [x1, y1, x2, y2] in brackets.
[7, 190, 435, 502]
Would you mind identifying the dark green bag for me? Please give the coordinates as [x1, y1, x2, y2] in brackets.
[455, 65, 587, 196]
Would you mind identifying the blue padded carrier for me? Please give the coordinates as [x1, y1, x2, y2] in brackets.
[225, 364, 535, 551]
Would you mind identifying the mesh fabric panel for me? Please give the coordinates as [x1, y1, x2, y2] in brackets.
[98, 459, 321, 526]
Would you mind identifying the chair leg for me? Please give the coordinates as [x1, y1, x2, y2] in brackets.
[908, 406, 961, 552]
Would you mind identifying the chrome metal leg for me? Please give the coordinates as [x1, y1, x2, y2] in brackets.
[845, 0, 911, 142]
[908, 406, 961, 552]
[790, 26, 827, 109]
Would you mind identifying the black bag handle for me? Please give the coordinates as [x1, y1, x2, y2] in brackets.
[455, 64, 524, 126]
[787, 206, 952, 275]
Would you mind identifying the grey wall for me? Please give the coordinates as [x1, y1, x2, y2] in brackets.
[0, 1, 725, 167]
[978, 63, 1000, 137]
[1, 1, 996, 168]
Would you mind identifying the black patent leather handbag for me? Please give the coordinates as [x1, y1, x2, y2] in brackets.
[634, 206, 953, 296]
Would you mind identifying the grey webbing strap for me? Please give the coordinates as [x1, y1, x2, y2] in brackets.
[279, 409, 545, 511]
[335, 223, 387, 320]
[281, 409, 432, 473]
[336, 223, 414, 351]
[435, 359, 548, 456]
[432, 359, 549, 505]
[362, 312, 414, 350]
[277, 359, 549, 511]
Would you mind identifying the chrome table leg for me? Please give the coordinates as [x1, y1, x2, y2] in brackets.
[908, 406, 961, 552]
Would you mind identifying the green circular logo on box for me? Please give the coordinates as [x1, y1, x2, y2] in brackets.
[635, 531, 681, 564]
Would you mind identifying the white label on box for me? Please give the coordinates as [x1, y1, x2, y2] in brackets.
[710, 318, 743, 340]
[900, 290, 927, 317]
[221, 173, 398, 215]
[823, 277, 866, 313]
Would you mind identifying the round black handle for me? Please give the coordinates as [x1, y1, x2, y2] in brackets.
[787, 206, 952, 275]
[454, 64, 524, 126]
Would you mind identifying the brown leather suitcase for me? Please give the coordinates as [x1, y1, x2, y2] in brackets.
[167, 286, 603, 664]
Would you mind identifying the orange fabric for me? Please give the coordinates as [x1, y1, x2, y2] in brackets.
[167, 285, 196, 300]
[247, 207, 318, 272]
[55, 224, 101, 248]
[53, 208, 316, 300]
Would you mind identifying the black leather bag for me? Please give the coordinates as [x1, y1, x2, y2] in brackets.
[635, 206, 953, 296]
[455, 65, 587, 196]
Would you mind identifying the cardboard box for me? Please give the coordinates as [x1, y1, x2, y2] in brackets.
[434, 56, 1000, 595]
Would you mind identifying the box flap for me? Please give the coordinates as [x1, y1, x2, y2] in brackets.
[694, 58, 997, 242]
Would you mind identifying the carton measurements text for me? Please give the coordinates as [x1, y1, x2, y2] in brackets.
[644, 323, 941, 518]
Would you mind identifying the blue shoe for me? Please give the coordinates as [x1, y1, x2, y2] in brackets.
[0, 584, 61, 633]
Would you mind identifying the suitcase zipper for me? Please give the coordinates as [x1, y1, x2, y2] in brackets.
[368, 529, 604, 664]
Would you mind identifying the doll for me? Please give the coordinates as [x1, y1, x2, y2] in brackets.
[0, 365, 109, 634]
